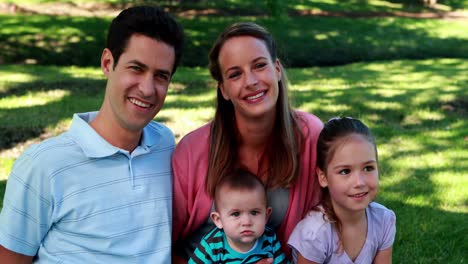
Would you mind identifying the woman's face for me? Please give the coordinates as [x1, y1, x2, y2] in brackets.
[217, 36, 281, 121]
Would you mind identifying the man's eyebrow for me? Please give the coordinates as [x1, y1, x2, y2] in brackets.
[128, 60, 148, 69]
[128, 60, 172, 76]
[155, 68, 172, 77]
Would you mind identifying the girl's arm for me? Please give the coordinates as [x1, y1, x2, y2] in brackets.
[297, 252, 320, 264]
[373, 247, 393, 264]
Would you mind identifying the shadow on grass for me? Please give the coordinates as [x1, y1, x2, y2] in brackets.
[0, 65, 216, 151]
[1, 13, 467, 67]
[0, 180, 5, 209]
[291, 59, 467, 209]
[0, 59, 467, 263]
[377, 198, 468, 263]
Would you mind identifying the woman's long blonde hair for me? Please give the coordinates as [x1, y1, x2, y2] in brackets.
[206, 22, 304, 197]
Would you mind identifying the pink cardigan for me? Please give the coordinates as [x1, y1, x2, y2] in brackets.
[172, 111, 323, 256]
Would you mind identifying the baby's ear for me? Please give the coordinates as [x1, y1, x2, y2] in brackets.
[210, 212, 223, 229]
[265, 207, 272, 220]
[317, 168, 328, 188]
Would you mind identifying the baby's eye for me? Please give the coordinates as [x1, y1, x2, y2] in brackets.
[250, 210, 259, 216]
[364, 166, 375, 172]
[231, 212, 240, 217]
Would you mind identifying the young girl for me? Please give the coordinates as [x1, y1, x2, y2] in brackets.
[288, 117, 396, 264]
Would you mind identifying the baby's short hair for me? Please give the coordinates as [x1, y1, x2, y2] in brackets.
[214, 168, 267, 209]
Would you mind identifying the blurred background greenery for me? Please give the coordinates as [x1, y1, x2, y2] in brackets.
[0, 0, 467, 263]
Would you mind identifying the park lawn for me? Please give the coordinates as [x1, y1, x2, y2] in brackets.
[1, 8, 467, 67]
[1, 0, 466, 12]
[0, 59, 467, 263]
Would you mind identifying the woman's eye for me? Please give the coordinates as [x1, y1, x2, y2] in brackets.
[255, 62, 267, 69]
[339, 169, 350, 175]
[364, 166, 375, 172]
[228, 72, 241, 79]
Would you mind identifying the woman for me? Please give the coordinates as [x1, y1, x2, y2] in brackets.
[172, 22, 323, 262]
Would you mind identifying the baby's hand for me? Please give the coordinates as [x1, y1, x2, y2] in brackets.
[255, 258, 273, 264]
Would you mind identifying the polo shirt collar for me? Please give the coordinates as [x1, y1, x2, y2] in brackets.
[68, 112, 160, 158]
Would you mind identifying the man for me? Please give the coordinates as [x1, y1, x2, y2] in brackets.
[0, 6, 184, 263]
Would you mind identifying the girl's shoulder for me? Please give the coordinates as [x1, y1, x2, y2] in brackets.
[367, 202, 396, 236]
[368, 202, 396, 222]
[292, 208, 333, 240]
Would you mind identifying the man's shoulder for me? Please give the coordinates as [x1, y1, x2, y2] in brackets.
[146, 121, 174, 137]
[22, 131, 76, 160]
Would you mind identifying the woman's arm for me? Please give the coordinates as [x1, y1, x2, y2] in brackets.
[373, 247, 393, 264]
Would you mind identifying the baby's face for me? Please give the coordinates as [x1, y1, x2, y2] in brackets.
[215, 186, 270, 252]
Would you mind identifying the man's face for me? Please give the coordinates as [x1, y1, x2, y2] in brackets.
[101, 33, 175, 133]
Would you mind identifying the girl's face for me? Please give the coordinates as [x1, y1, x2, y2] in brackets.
[317, 134, 379, 216]
[217, 36, 281, 122]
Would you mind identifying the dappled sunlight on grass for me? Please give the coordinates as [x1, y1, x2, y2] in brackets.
[158, 108, 215, 142]
[0, 159, 14, 181]
[432, 171, 467, 211]
[364, 101, 402, 111]
[0, 65, 103, 83]
[0, 57, 466, 263]
[308, 102, 350, 114]
[0, 90, 70, 108]
[401, 110, 445, 126]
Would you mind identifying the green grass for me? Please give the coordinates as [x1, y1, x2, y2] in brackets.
[1, 0, 466, 12]
[0, 59, 467, 262]
[1, 4, 467, 67]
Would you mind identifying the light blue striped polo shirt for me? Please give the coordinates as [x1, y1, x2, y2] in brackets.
[0, 112, 174, 263]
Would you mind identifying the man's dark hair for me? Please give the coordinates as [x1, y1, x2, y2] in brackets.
[106, 6, 184, 74]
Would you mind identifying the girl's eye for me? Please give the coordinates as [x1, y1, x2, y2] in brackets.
[251, 210, 259, 216]
[339, 169, 351, 175]
[364, 166, 375, 172]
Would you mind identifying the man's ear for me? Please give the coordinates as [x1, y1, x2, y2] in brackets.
[101, 48, 114, 77]
[210, 212, 223, 229]
[317, 168, 328, 188]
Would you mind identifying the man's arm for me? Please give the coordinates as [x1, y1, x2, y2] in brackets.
[0, 245, 33, 264]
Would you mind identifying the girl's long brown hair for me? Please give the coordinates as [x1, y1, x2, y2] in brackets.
[315, 117, 378, 253]
[206, 22, 304, 197]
